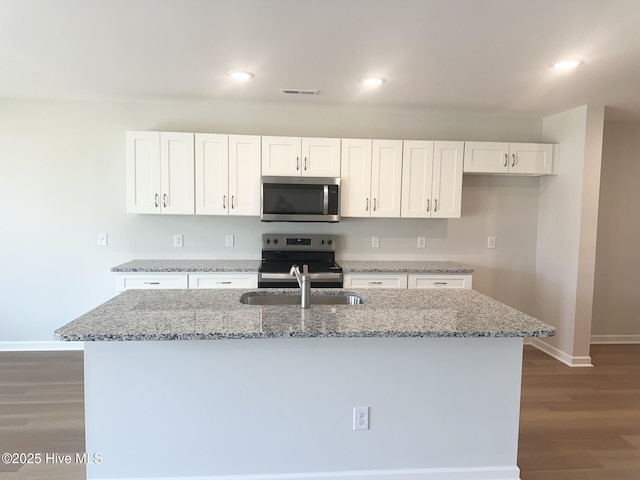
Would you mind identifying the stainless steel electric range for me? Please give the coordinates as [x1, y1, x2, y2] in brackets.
[258, 234, 343, 288]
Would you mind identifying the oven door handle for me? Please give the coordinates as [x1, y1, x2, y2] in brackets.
[259, 272, 342, 281]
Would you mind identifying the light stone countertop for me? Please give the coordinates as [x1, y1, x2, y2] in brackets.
[55, 288, 554, 341]
[111, 259, 261, 273]
[339, 260, 473, 273]
[111, 259, 473, 274]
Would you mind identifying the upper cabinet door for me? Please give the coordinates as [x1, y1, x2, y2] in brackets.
[195, 134, 229, 215]
[261, 136, 301, 176]
[371, 139, 403, 217]
[401, 141, 434, 218]
[509, 143, 553, 175]
[228, 135, 261, 216]
[340, 139, 373, 217]
[160, 132, 195, 214]
[431, 141, 464, 218]
[126, 131, 161, 214]
[463, 142, 510, 173]
[301, 137, 341, 177]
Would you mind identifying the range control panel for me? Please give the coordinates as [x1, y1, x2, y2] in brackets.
[262, 234, 337, 251]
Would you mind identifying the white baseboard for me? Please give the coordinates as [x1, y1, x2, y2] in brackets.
[591, 334, 640, 344]
[93, 466, 520, 480]
[0, 341, 84, 352]
[529, 338, 593, 367]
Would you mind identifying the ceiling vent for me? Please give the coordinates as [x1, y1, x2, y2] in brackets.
[281, 89, 319, 96]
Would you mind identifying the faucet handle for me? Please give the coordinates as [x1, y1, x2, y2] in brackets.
[302, 264, 309, 274]
[289, 264, 300, 276]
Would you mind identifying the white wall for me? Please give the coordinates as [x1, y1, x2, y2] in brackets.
[535, 105, 605, 366]
[0, 97, 544, 343]
[592, 121, 640, 340]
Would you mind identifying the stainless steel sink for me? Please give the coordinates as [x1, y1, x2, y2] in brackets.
[239, 292, 365, 306]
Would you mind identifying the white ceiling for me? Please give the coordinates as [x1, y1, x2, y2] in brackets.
[2, 0, 640, 121]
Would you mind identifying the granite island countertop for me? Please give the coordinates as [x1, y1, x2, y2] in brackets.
[55, 288, 554, 341]
[111, 259, 473, 274]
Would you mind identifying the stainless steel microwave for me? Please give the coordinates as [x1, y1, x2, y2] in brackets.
[261, 176, 340, 222]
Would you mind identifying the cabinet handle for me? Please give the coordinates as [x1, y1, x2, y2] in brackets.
[304, 157, 308, 170]
[231, 195, 235, 209]
[296, 157, 300, 170]
[434, 282, 448, 286]
[373, 198, 377, 211]
[223, 195, 226, 209]
[426, 198, 430, 212]
[369, 281, 383, 285]
[217, 281, 232, 285]
[365, 198, 369, 211]
[155, 193, 159, 208]
[144, 282, 160, 285]
[163, 194, 167, 208]
[434, 199, 438, 212]
[504, 153, 508, 167]
[511, 153, 516, 168]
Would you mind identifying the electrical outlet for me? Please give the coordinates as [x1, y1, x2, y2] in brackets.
[371, 236, 379, 248]
[174, 234, 183, 248]
[487, 236, 496, 249]
[225, 235, 234, 247]
[417, 236, 426, 248]
[97, 233, 108, 247]
[353, 406, 369, 431]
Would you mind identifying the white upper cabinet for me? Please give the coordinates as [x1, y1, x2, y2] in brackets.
[401, 141, 463, 218]
[371, 140, 403, 217]
[340, 139, 373, 217]
[228, 135, 261, 215]
[195, 134, 228, 215]
[341, 139, 403, 218]
[463, 142, 553, 175]
[126, 131, 194, 214]
[195, 134, 260, 216]
[431, 141, 464, 218]
[262, 136, 340, 177]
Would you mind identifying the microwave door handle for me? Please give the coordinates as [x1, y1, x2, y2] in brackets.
[323, 185, 329, 214]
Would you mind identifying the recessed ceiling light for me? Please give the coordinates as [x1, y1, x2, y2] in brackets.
[360, 77, 386, 86]
[549, 59, 583, 70]
[227, 70, 254, 80]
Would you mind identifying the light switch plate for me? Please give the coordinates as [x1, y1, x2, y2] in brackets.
[225, 235, 234, 247]
[371, 236, 380, 248]
[97, 233, 108, 247]
[417, 236, 426, 248]
[487, 236, 496, 249]
[174, 234, 183, 248]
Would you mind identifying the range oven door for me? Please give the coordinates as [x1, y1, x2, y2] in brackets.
[258, 272, 343, 289]
[261, 176, 340, 222]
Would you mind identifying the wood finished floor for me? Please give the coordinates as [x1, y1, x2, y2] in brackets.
[0, 345, 639, 479]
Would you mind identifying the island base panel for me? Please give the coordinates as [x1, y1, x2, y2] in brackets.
[84, 337, 524, 480]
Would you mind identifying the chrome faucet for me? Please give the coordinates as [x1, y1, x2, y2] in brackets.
[289, 264, 311, 309]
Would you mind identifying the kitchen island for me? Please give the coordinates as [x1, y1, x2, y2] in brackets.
[56, 288, 553, 480]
